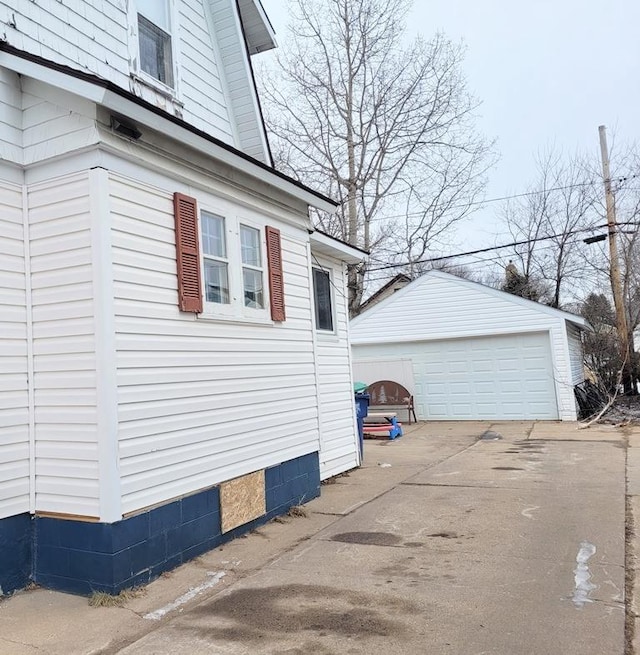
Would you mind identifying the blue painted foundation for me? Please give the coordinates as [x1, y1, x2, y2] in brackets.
[0, 452, 320, 596]
[0, 513, 33, 595]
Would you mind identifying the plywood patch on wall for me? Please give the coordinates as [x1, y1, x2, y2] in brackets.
[220, 470, 266, 533]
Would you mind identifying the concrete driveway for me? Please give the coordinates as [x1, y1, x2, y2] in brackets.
[0, 421, 632, 654]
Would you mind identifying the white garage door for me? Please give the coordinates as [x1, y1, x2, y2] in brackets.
[412, 332, 559, 420]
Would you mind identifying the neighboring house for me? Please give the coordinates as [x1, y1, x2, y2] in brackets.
[351, 271, 587, 422]
[358, 273, 411, 314]
[0, 1, 364, 596]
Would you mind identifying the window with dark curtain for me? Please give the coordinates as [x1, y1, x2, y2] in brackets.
[313, 268, 333, 331]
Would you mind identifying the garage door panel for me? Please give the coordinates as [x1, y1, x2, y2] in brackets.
[497, 359, 520, 372]
[525, 380, 551, 393]
[449, 382, 472, 394]
[447, 361, 470, 374]
[413, 332, 558, 420]
[451, 403, 474, 417]
[476, 403, 498, 415]
[472, 359, 495, 373]
[474, 381, 495, 394]
[427, 406, 449, 418]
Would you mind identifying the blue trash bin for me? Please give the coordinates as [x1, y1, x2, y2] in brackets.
[354, 392, 370, 459]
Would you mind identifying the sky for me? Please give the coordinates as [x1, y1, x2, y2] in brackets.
[258, 0, 640, 273]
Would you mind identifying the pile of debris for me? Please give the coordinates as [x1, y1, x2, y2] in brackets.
[600, 395, 640, 426]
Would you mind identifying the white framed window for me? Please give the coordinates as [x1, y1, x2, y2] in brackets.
[201, 212, 230, 305]
[136, 0, 175, 88]
[198, 212, 272, 322]
[173, 193, 285, 322]
[312, 267, 334, 332]
[240, 225, 265, 309]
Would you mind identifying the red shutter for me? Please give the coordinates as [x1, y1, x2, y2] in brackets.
[266, 226, 286, 322]
[173, 192, 203, 313]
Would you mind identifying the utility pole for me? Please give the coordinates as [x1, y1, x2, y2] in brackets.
[598, 124, 631, 392]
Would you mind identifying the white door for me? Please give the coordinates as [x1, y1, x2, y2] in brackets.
[412, 332, 559, 420]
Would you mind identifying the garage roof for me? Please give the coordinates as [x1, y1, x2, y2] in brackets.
[351, 270, 588, 345]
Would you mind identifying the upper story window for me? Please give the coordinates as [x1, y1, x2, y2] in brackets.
[137, 0, 174, 87]
[313, 268, 334, 331]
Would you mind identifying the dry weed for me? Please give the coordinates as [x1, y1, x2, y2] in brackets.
[287, 505, 309, 518]
[88, 586, 146, 607]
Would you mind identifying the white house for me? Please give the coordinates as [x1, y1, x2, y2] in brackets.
[0, 0, 363, 596]
[351, 271, 587, 422]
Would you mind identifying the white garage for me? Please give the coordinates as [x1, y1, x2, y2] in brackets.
[350, 271, 588, 421]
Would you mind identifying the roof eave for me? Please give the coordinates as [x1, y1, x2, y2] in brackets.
[237, 0, 277, 54]
[310, 231, 367, 264]
[0, 44, 337, 214]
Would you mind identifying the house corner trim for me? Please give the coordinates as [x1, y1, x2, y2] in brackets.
[89, 167, 121, 522]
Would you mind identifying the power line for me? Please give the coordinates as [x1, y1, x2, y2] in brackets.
[366, 221, 640, 272]
[362, 173, 640, 224]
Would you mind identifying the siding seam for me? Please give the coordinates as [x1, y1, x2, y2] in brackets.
[23, 183, 36, 513]
[307, 242, 324, 465]
[342, 261, 361, 467]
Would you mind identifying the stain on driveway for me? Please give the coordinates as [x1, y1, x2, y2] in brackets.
[183, 584, 416, 646]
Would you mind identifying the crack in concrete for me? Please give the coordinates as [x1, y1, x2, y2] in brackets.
[624, 433, 636, 655]
[0, 636, 43, 651]
[401, 482, 500, 488]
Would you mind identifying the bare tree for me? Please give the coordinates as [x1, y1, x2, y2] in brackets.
[580, 293, 622, 393]
[499, 149, 598, 308]
[258, 0, 492, 315]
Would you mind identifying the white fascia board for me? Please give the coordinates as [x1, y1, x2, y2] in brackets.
[0, 50, 337, 214]
[227, 0, 272, 164]
[350, 269, 589, 331]
[569, 317, 592, 332]
[241, 0, 277, 53]
[0, 50, 107, 104]
[310, 231, 367, 265]
[425, 270, 589, 329]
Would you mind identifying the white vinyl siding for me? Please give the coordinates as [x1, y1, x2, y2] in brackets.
[28, 172, 100, 516]
[566, 322, 585, 385]
[109, 173, 319, 514]
[178, 0, 235, 142]
[0, 181, 29, 519]
[0, 68, 22, 166]
[0, 1, 129, 85]
[0, 0, 259, 150]
[313, 254, 359, 480]
[351, 273, 583, 421]
[21, 80, 99, 167]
